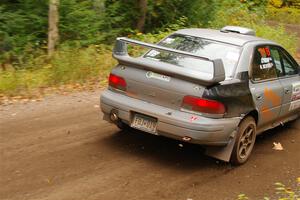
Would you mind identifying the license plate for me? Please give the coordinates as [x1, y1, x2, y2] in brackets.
[131, 114, 158, 134]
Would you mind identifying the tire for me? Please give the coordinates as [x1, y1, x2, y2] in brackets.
[230, 116, 257, 165]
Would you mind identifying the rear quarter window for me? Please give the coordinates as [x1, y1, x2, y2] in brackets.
[251, 46, 277, 81]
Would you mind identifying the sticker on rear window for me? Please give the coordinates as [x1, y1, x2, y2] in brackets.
[163, 38, 175, 44]
[147, 50, 160, 57]
[260, 56, 273, 69]
[146, 71, 171, 82]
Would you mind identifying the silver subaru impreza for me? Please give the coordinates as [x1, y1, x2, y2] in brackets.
[101, 26, 300, 164]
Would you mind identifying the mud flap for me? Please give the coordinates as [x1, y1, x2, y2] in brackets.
[205, 130, 237, 162]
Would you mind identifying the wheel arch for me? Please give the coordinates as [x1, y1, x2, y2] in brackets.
[244, 110, 259, 125]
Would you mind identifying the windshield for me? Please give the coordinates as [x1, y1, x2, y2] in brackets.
[144, 34, 241, 77]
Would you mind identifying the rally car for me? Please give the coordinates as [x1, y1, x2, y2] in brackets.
[100, 26, 300, 164]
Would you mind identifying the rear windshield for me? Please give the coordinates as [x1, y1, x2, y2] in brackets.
[144, 34, 241, 77]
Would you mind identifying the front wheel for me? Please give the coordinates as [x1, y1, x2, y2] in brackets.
[231, 116, 257, 165]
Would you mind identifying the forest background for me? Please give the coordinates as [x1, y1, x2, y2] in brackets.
[0, 0, 299, 98]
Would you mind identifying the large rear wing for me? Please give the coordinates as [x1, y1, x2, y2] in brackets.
[113, 37, 226, 86]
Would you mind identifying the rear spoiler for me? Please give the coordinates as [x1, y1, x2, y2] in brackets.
[113, 37, 225, 86]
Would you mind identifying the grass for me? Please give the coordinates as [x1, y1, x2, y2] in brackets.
[252, 23, 298, 56]
[266, 6, 300, 24]
[0, 45, 116, 97]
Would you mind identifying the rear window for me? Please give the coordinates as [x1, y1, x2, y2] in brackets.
[144, 34, 241, 77]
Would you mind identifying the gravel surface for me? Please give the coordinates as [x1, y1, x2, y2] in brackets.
[0, 90, 299, 200]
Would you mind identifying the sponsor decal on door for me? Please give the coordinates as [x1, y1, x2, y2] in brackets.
[290, 82, 300, 111]
[261, 88, 282, 120]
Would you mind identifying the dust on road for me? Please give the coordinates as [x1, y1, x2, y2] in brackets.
[0, 90, 299, 200]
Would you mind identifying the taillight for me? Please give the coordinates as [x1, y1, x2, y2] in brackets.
[182, 96, 225, 115]
[109, 74, 127, 91]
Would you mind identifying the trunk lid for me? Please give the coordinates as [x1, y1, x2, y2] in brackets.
[111, 65, 205, 110]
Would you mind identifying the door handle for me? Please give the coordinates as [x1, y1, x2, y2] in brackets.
[284, 88, 290, 94]
[256, 94, 263, 100]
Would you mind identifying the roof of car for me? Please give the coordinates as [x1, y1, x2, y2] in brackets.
[175, 28, 272, 46]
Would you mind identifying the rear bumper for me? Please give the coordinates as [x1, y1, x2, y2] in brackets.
[100, 89, 241, 146]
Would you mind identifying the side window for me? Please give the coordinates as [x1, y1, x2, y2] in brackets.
[270, 47, 284, 77]
[280, 50, 299, 76]
[252, 46, 277, 81]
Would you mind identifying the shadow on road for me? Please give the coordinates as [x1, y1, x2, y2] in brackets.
[101, 128, 226, 171]
[100, 118, 299, 171]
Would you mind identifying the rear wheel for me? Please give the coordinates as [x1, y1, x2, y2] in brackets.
[231, 116, 256, 165]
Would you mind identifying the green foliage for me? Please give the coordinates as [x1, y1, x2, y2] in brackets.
[274, 182, 299, 200]
[0, 0, 106, 62]
[144, 0, 193, 31]
[253, 24, 298, 55]
[0, 0, 48, 54]
[59, 0, 105, 45]
[270, 0, 300, 8]
[0, 68, 50, 96]
[266, 6, 300, 24]
[0, 45, 115, 96]
[103, 0, 139, 36]
[208, 0, 298, 55]
[237, 194, 249, 200]
[208, 0, 266, 28]
[49, 45, 114, 84]
[236, 179, 300, 200]
[1, 0, 298, 63]
[0, 0, 299, 96]
[270, 0, 285, 8]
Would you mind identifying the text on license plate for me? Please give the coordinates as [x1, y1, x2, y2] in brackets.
[131, 114, 158, 134]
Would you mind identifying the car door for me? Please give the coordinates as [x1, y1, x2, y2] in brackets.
[249, 45, 284, 127]
[270, 46, 300, 118]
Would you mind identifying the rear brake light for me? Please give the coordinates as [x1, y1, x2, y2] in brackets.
[109, 74, 127, 91]
[182, 96, 225, 115]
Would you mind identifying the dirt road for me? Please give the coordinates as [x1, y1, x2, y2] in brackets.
[0, 90, 299, 200]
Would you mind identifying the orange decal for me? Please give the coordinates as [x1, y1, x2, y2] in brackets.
[264, 47, 271, 57]
[258, 47, 271, 58]
[258, 48, 266, 57]
[264, 88, 281, 107]
[260, 88, 282, 121]
[261, 103, 274, 120]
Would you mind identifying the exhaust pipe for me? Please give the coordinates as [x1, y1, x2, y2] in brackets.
[182, 136, 192, 142]
[110, 110, 119, 122]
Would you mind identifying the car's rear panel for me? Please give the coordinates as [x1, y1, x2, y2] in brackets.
[111, 65, 206, 111]
[100, 35, 248, 147]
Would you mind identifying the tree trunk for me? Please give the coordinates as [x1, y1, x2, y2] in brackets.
[1, 63, 6, 71]
[136, 0, 147, 33]
[48, 0, 59, 57]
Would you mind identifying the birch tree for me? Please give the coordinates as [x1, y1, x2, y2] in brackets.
[48, 0, 59, 57]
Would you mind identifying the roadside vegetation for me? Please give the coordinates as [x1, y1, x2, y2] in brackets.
[0, 0, 299, 99]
